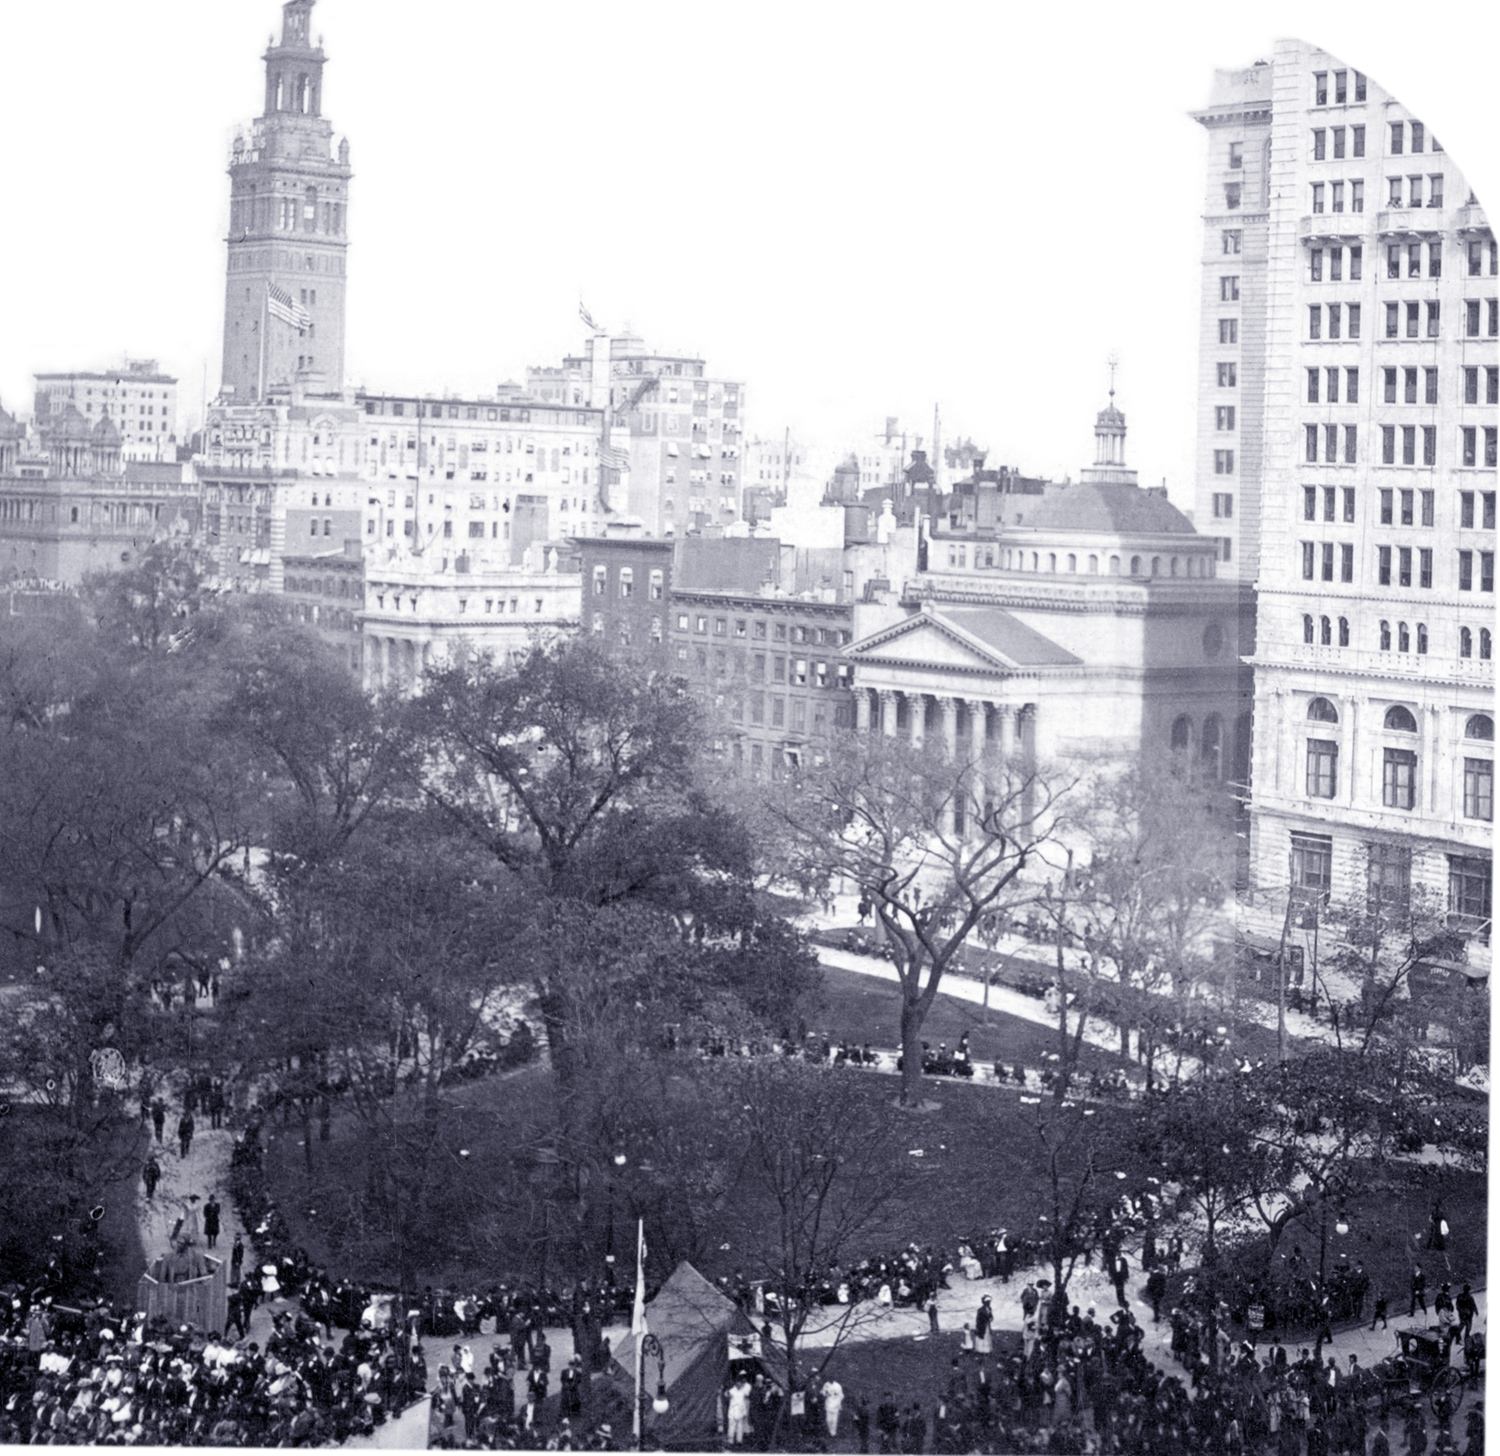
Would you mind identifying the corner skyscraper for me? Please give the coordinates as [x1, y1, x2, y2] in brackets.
[220, 0, 351, 402]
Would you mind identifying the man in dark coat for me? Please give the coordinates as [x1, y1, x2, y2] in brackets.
[177, 1111, 195, 1159]
[143, 1156, 161, 1200]
[1111, 1252, 1130, 1309]
[202, 1196, 221, 1249]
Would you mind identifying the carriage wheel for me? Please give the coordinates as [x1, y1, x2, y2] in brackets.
[1430, 1365, 1464, 1419]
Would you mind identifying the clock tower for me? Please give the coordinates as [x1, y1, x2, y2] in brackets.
[221, 0, 351, 401]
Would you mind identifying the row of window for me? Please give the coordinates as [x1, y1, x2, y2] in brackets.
[1301, 612, 1495, 661]
[1302, 484, 1497, 529]
[1317, 365, 1500, 406]
[1292, 836, 1490, 934]
[1301, 299, 1500, 341]
[1311, 70, 1367, 107]
[592, 564, 666, 600]
[673, 612, 849, 647]
[685, 648, 853, 690]
[1310, 125, 1366, 161]
[1298, 540, 1495, 590]
[1309, 179, 1369, 214]
[1304, 740, 1489, 816]
[1300, 423, 1499, 468]
[946, 545, 1215, 579]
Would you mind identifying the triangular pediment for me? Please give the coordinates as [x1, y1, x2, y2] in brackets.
[852, 617, 1005, 670]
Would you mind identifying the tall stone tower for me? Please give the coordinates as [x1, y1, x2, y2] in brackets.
[220, 0, 351, 401]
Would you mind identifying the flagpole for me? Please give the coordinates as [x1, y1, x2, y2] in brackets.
[258, 283, 268, 403]
[632, 1217, 645, 1449]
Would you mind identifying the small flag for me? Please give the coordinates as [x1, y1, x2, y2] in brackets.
[579, 301, 599, 332]
[600, 445, 631, 472]
[631, 1219, 648, 1338]
[267, 283, 311, 329]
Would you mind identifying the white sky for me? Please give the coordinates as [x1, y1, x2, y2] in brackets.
[2, 1, 1495, 514]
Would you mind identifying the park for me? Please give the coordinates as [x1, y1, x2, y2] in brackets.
[0, 554, 1487, 1452]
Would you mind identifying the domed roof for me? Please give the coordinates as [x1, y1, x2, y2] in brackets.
[1002, 482, 1195, 536]
[42, 403, 93, 443]
[1095, 403, 1126, 431]
[92, 412, 122, 444]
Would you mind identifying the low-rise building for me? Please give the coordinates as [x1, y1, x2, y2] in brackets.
[361, 540, 580, 692]
[281, 539, 364, 673]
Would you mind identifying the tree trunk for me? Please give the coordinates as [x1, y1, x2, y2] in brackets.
[899, 998, 925, 1107]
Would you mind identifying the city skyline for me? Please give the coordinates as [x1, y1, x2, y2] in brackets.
[1, 2, 1496, 516]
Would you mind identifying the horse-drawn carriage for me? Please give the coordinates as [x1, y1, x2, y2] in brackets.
[1376, 1326, 1468, 1421]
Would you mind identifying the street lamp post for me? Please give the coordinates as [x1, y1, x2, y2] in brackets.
[635, 1332, 667, 1450]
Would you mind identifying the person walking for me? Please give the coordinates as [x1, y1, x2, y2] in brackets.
[229, 1233, 244, 1287]
[1145, 1267, 1167, 1323]
[1410, 1265, 1428, 1320]
[1455, 1284, 1478, 1344]
[177, 1111, 194, 1160]
[1111, 1251, 1131, 1309]
[823, 1377, 844, 1439]
[726, 1374, 751, 1446]
[973, 1296, 993, 1355]
[142, 1156, 160, 1201]
[202, 1195, 221, 1250]
[1372, 1285, 1390, 1330]
[151, 1100, 166, 1144]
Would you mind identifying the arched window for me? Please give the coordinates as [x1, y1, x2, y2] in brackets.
[1067, 554, 1077, 572]
[1130, 555, 1141, 575]
[1338, 617, 1350, 646]
[1384, 705, 1418, 733]
[1201, 714, 1223, 778]
[297, 75, 311, 113]
[1088, 554, 1099, 573]
[1170, 715, 1192, 751]
[275, 75, 285, 110]
[1048, 553, 1057, 572]
[1482, 628, 1493, 660]
[1466, 715, 1494, 741]
[1109, 555, 1121, 574]
[1416, 624, 1428, 654]
[1151, 556, 1161, 575]
[1320, 616, 1332, 645]
[1379, 620, 1391, 651]
[1031, 552, 1039, 571]
[1461, 626, 1474, 658]
[1303, 614, 1315, 644]
[1398, 622, 1410, 653]
[1170, 556, 1180, 577]
[1308, 697, 1339, 723]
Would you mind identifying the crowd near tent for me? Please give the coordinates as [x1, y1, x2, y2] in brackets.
[610, 1263, 785, 1448]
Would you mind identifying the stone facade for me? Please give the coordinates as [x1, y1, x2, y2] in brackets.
[221, 0, 351, 402]
[1237, 40, 1495, 957]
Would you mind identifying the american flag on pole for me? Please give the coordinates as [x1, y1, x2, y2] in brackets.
[579, 301, 598, 332]
[600, 444, 631, 473]
[267, 282, 311, 329]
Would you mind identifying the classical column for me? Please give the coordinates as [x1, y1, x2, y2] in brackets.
[1346, 697, 1363, 810]
[855, 686, 872, 733]
[997, 704, 1017, 761]
[879, 690, 899, 737]
[967, 700, 989, 760]
[1425, 704, 1443, 814]
[939, 696, 960, 759]
[910, 693, 926, 750]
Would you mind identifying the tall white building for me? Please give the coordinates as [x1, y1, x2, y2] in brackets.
[1213, 41, 1495, 954]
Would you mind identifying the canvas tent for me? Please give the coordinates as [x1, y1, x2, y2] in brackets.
[611, 1262, 784, 1448]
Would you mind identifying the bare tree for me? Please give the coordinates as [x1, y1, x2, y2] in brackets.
[761, 732, 1077, 1106]
[714, 1058, 909, 1396]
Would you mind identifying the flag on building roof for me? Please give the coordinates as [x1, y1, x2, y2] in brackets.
[579, 301, 599, 332]
[267, 283, 311, 329]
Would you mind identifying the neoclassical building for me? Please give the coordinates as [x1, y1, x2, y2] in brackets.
[846, 401, 1256, 779]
